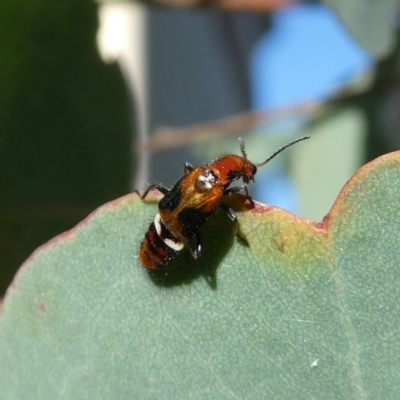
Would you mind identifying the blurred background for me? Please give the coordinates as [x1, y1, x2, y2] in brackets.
[0, 0, 398, 295]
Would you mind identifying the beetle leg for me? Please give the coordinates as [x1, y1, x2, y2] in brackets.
[135, 184, 169, 199]
[223, 185, 249, 197]
[188, 231, 202, 259]
[236, 232, 249, 246]
[220, 204, 247, 245]
[184, 162, 194, 175]
[223, 185, 254, 207]
[219, 203, 237, 222]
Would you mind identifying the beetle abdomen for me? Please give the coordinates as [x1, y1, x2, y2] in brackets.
[139, 214, 184, 270]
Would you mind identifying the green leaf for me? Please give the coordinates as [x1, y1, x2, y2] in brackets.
[323, 0, 397, 58]
[0, 152, 399, 399]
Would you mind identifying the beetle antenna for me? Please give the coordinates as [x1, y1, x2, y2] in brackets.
[256, 136, 310, 168]
[238, 137, 247, 158]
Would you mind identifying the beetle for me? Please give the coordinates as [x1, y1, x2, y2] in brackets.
[137, 136, 309, 270]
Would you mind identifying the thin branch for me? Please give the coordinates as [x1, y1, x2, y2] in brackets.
[134, 71, 400, 155]
[136, 0, 296, 12]
[135, 101, 324, 154]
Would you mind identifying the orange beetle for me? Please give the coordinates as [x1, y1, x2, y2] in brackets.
[138, 136, 309, 270]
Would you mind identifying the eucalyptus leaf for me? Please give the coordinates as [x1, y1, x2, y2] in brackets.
[0, 152, 399, 399]
[324, 0, 396, 58]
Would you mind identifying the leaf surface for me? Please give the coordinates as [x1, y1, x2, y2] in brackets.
[0, 152, 399, 399]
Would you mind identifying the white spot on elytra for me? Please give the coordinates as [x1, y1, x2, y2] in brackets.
[153, 213, 184, 251]
[164, 238, 184, 251]
[154, 213, 162, 236]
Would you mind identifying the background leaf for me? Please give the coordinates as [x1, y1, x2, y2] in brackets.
[323, 0, 396, 58]
[0, 152, 399, 399]
[0, 0, 131, 295]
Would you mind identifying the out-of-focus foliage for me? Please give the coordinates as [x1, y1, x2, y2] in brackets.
[0, 0, 131, 295]
[324, 0, 396, 58]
